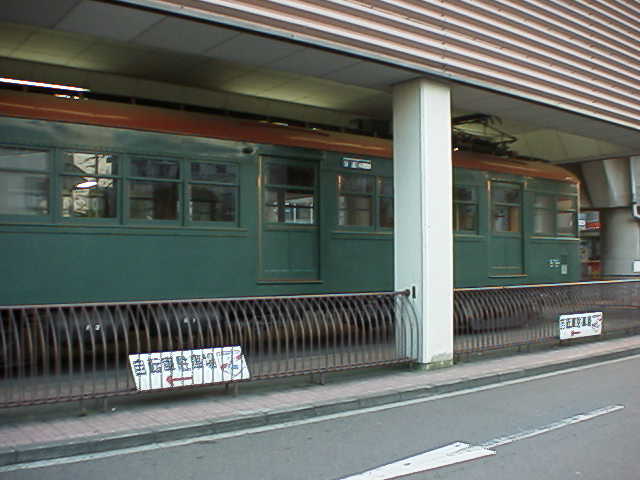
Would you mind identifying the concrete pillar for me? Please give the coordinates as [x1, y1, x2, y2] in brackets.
[601, 208, 640, 276]
[392, 79, 453, 368]
[582, 156, 640, 276]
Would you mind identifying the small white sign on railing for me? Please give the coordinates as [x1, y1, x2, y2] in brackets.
[559, 312, 603, 340]
[128, 346, 250, 392]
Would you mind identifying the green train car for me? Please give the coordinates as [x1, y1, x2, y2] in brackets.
[0, 90, 579, 306]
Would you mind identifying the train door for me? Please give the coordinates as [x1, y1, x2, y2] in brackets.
[488, 181, 524, 276]
[258, 156, 319, 281]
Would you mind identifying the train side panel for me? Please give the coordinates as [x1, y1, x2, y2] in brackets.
[0, 117, 395, 305]
[453, 168, 580, 287]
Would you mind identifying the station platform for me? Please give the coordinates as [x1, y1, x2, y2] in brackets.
[1, 335, 639, 468]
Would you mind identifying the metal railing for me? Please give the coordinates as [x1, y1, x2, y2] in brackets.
[454, 280, 640, 355]
[0, 291, 419, 407]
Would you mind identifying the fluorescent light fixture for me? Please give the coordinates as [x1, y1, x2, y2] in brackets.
[0, 77, 89, 92]
[76, 180, 97, 189]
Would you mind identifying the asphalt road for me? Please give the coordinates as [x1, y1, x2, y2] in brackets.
[2, 355, 639, 480]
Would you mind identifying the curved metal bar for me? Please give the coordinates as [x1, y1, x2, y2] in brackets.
[0, 289, 487, 407]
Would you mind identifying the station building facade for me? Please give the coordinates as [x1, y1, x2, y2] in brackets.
[1, 0, 640, 367]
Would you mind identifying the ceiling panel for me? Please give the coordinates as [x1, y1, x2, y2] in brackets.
[133, 16, 239, 54]
[323, 62, 418, 89]
[204, 34, 304, 66]
[0, 0, 80, 28]
[218, 70, 303, 97]
[13, 30, 95, 64]
[122, 52, 203, 83]
[0, 23, 35, 55]
[68, 43, 140, 71]
[187, 59, 255, 88]
[267, 48, 359, 77]
[56, 0, 164, 41]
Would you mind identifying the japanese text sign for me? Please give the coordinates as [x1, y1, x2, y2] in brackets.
[559, 312, 603, 340]
[128, 346, 250, 391]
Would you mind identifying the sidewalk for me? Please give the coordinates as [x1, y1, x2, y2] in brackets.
[1, 335, 639, 467]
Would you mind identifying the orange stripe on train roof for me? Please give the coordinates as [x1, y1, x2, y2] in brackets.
[0, 90, 578, 183]
[453, 151, 579, 184]
[0, 90, 392, 158]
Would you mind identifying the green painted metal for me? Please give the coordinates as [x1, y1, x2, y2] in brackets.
[453, 168, 580, 288]
[0, 116, 579, 305]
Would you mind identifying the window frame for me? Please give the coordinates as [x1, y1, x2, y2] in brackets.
[125, 155, 183, 225]
[532, 193, 555, 236]
[186, 159, 240, 227]
[0, 145, 52, 222]
[453, 185, 478, 234]
[377, 176, 394, 230]
[263, 159, 317, 226]
[337, 172, 375, 229]
[335, 172, 394, 232]
[58, 150, 121, 224]
[556, 195, 578, 237]
[531, 191, 579, 238]
[491, 182, 522, 234]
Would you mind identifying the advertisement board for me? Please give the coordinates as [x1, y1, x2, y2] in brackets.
[128, 346, 250, 391]
[559, 312, 603, 340]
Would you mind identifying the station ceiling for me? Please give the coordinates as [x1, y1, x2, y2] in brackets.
[1, 0, 639, 164]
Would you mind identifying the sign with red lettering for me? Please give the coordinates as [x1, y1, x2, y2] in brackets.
[129, 346, 250, 391]
[559, 312, 603, 340]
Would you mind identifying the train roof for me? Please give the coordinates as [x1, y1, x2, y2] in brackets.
[452, 151, 579, 184]
[0, 90, 577, 184]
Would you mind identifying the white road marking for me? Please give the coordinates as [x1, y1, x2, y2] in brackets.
[339, 442, 495, 480]
[339, 405, 624, 480]
[481, 404, 624, 449]
[1, 353, 637, 472]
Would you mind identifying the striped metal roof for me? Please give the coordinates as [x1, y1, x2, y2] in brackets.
[121, 0, 640, 130]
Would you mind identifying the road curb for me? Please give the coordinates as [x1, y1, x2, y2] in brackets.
[2, 344, 639, 467]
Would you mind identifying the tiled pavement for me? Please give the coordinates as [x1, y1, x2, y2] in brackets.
[1, 335, 639, 466]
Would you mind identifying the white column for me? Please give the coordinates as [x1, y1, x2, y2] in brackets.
[393, 79, 453, 368]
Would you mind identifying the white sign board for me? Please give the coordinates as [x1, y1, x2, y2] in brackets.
[559, 312, 603, 340]
[342, 157, 372, 170]
[128, 346, 250, 392]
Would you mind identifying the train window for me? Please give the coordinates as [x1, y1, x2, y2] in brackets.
[492, 183, 521, 233]
[337, 174, 374, 227]
[191, 163, 237, 184]
[189, 185, 235, 222]
[61, 153, 119, 219]
[557, 196, 577, 236]
[264, 162, 315, 225]
[493, 187, 520, 204]
[340, 174, 374, 194]
[130, 158, 179, 179]
[64, 152, 118, 175]
[338, 195, 372, 226]
[189, 162, 238, 223]
[61, 177, 117, 218]
[379, 197, 394, 228]
[266, 164, 314, 188]
[129, 157, 180, 221]
[129, 181, 179, 220]
[0, 147, 48, 171]
[264, 189, 314, 224]
[454, 186, 477, 232]
[533, 194, 554, 235]
[557, 197, 576, 211]
[0, 147, 49, 216]
[378, 177, 394, 229]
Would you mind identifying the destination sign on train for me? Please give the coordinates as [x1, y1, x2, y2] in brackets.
[129, 346, 250, 391]
[342, 157, 372, 170]
[559, 312, 603, 340]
